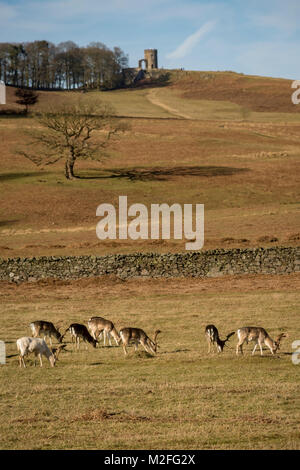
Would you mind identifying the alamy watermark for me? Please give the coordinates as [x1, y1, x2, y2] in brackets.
[292, 340, 300, 365]
[96, 196, 204, 251]
[0, 340, 5, 365]
[0, 80, 5, 105]
[291, 80, 300, 105]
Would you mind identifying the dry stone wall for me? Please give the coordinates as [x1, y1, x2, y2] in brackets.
[0, 247, 299, 282]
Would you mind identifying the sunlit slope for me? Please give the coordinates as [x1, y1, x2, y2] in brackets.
[4, 70, 300, 121]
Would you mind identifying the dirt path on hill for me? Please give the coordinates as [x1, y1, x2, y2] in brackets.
[147, 88, 192, 119]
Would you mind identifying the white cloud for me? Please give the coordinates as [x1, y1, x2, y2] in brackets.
[166, 21, 216, 60]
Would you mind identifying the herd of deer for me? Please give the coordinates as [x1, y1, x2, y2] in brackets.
[16, 317, 161, 367]
[205, 324, 287, 356]
[16, 316, 287, 368]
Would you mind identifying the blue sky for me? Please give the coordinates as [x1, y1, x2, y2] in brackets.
[0, 0, 300, 79]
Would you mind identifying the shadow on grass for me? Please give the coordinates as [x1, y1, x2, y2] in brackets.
[78, 165, 249, 182]
[0, 109, 27, 116]
[161, 349, 190, 354]
[0, 172, 50, 182]
[0, 220, 19, 228]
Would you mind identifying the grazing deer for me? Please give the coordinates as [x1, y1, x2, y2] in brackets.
[119, 327, 161, 356]
[65, 323, 97, 350]
[30, 320, 63, 346]
[205, 324, 235, 353]
[16, 337, 65, 368]
[87, 316, 121, 347]
[236, 327, 287, 356]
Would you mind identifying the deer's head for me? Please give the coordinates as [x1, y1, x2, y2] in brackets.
[273, 333, 287, 353]
[51, 344, 67, 365]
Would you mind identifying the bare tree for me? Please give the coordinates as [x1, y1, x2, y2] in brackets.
[19, 99, 127, 179]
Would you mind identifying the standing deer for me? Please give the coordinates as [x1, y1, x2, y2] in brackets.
[30, 320, 63, 346]
[205, 325, 235, 353]
[87, 316, 121, 347]
[236, 327, 287, 356]
[16, 337, 65, 368]
[119, 327, 161, 356]
[64, 323, 97, 350]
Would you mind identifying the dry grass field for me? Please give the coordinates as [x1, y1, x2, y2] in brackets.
[0, 274, 299, 450]
[0, 71, 299, 450]
[0, 72, 300, 258]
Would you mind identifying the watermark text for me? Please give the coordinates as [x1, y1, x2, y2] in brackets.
[96, 196, 204, 250]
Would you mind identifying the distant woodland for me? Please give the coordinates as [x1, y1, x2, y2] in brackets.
[0, 41, 129, 90]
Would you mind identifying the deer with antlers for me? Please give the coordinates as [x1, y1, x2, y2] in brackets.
[205, 324, 235, 353]
[119, 327, 161, 356]
[236, 327, 287, 356]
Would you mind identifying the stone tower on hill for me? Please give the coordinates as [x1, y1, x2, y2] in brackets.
[123, 49, 160, 85]
[144, 49, 158, 69]
[138, 49, 158, 70]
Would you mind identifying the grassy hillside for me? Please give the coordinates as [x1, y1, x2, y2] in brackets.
[0, 72, 299, 259]
[168, 70, 300, 114]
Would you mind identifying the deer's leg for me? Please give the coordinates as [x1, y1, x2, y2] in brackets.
[33, 352, 37, 367]
[113, 333, 120, 346]
[236, 341, 243, 355]
[122, 343, 128, 355]
[252, 343, 258, 355]
[39, 353, 43, 367]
